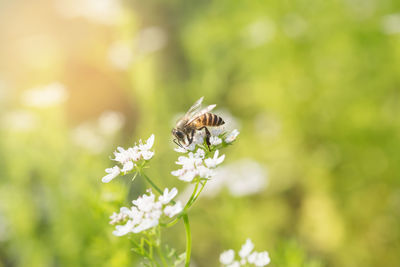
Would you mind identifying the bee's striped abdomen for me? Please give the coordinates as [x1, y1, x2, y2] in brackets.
[194, 113, 225, 128]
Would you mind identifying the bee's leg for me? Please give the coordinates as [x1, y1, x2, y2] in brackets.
[199, 126, 211, 151]
[187, 129, 195, 145]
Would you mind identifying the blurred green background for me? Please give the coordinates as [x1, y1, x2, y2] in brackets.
[1, 0, 400, 266]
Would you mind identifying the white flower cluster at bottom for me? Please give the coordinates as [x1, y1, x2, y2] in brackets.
[220, 239, 270, 267]
[110, 188, 182, 236]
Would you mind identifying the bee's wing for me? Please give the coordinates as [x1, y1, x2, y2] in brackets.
[175, 97, 205, 125]
[185, 96, 204, 117]
[185, 104, 216, 125]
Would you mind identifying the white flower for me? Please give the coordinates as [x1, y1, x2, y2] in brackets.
[111, 187, 181, 236]
[132, 191, 156, 212]
[173, 169, 197, 182]
[185, 142, 196, 151]
[120, 160, 135, 173]
[194, 148, 206, 159]
[172, 148, 225, 182]
[112, 220, 135, 236]
[113, 146, 136, 165]
[196, 165, 214, 179]
[239, 239, 254, 259]
[225, 129, 239, 143]
[102, 166, 120, 183]
[132, 218, 159, 233]
[210, 136, 222, 146]
[220, 239, 270, 267]
[159, 187, 178, 204]
[248, 252, 270, 266]
[163, 201, 183, 217]
[220, 249, 235, 265]
[102, 134, 155, 182]
[176, 152, 203, 168]
[204, 150, 225, 168]
[139, 134, 155, 151]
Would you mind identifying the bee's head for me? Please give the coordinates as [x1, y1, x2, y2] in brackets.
[172, 128, 186, 148]
[172, 128, 185, 141]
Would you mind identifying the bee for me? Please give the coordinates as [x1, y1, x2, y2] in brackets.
[172, 97, 225, 149]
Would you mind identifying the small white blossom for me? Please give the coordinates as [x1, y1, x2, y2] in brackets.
[159, 187, 178, 204]
[209, 126, 225, 136]
[194, 148, 206, 159]
[204, 150, 225, 168]
[132, 191, 157, 212]
[139, 134, 155, 152]
[197, 165, 215, 179]
[220, 239, 270, 267]
[132, 218, 159, 233]
[225, 129, 240, 143]
[120, 160, 135, 173]
[163, 201, 183, 217]
[113, 220, 136, 237]
[220, 249, 235, 265]
[109, 208, 128, 225]
[102, 166, 120, 183]
[210, 136, 222, 146]
[239, 239, 254, 259]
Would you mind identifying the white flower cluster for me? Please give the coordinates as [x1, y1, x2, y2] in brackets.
[171, 148, 225, 182]
[220, 239, 270, 267]
[173, 129, 240, 153]
[102, 134, 155, 183]
[110, 188, 183, 236]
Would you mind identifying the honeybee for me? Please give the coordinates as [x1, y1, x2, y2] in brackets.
[172, 97, 225, 149]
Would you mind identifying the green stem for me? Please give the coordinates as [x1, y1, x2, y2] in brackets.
[162, 217, 179, 228]
[182, 214, 191, 267]
[143, 237, 160, 267]
[142, 173, 163, 195]
[156, 245, 168, 267]
[141, 173, 191, 266]
[184, 180, 200, 210]
[190, 181, 206, 206]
